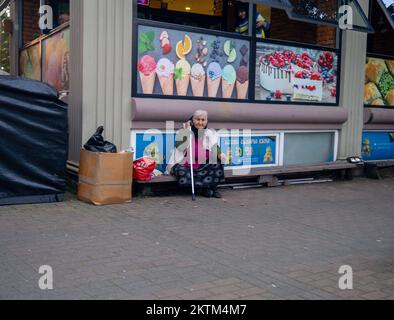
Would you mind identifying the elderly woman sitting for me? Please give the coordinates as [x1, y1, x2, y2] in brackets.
[167, 110, 227, 198]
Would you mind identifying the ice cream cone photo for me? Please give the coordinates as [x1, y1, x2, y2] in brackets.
[222, 79, 235, 98]
[156, 58, 175, 96]
[174, 60, 191, 96]
[138, 55, 157, 94]
[207, 62, 222, 98]
[207, 78, 221, 98]
[221, 65, 236, 99]
[176, 75, 190, 96]
[139, 71, 156, 94]
[236, 80, 249, 99]
[158, 75, 174, 95]
[190, 63, 206, 97]
[191, 76, 206, 97]
[236, 66, 249, 99]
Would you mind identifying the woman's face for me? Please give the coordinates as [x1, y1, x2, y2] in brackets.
[193, 114, 207, 130]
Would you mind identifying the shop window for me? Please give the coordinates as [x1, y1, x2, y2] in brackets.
[267, 7, 337, 48]
[288, 0, 373, 33]
[22, 0, 69, 46]
[364, 1, 394, 108]
[134, 1, 342, 105]
[22, 0, 41, 45]
[367, 0, 394, 57]
[0, 4, 11, 73]
[43, 0, 70, 32]
[377, 0, 394, 29]
[284, 132, 336, 165]
[136, 1, 339, 47]
[238, 1, 339, 48]
[19, 1, 70, 92]
[137, 0, 228, 31]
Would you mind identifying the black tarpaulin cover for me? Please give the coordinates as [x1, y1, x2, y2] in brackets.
[0, 76, 68, 205]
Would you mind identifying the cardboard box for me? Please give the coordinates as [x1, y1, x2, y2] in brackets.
[78, 150, 133, 205]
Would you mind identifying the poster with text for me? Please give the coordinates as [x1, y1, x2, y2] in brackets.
[19, 43, 41, 81]
[134, 132, 176, 173]
[364, 56, 394, 106]
[137, 25, 250, 99]
[42, 28, 70, 93]
[255, 42, 338, 103]
[219, 134, 278, 168]
[362, 132, 394, 161]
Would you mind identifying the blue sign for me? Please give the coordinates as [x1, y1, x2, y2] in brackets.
[362, 131, 394, 161]
[134, 132, 279, 172]
[134, 132, 176, 173]
[220, 135, 277, 167]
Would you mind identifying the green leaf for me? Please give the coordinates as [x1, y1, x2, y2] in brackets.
[139, 32, 149, 43]
[139, 42, 147, 53]
[146, 31, 155, 41]
[147, 43, 155, 51]
[174, 68, 183, 80]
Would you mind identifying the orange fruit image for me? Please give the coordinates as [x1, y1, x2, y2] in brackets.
[183, 35, 192, 55]
[176, 35, 192, 59]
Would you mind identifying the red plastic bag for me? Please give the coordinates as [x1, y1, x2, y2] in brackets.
[133, 157, 156, 181]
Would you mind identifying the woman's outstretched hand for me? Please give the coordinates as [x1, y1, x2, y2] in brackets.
[183, 120, 192, 130]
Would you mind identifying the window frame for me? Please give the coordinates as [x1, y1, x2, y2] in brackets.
[365, 0, 394, 109]
[287, 0, 374, 34]
[376, 0, 394, 30]
[19, 21, 69, 83]
[364, 52, 394, 109]
[132, 15, 342, 106]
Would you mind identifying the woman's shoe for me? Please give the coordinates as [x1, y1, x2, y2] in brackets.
[212, 190, 222, 199]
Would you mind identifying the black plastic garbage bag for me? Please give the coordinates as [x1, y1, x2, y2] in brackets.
[0, 76, 68, 205]
[84, 126, 117, 153]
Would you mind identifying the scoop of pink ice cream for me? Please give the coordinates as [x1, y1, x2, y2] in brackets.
[138, 55, 156, 75]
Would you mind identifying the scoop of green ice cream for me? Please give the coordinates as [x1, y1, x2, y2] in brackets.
[222, 65, 236, 85]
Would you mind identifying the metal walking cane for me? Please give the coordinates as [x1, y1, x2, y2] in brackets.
[189, 129, 196, 201]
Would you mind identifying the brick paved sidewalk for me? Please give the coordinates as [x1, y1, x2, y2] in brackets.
[0, 178, 393, 300]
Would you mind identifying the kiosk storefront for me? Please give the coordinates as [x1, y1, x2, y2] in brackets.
[130, 0, 370, 174]
[3, 0, 391, 178]
[362, 0, 394, 162]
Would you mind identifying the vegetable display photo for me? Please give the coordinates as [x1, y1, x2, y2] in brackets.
[136, 25, 250, 100]
[364, 56, 394, 107]
[255, 42, 338, 104]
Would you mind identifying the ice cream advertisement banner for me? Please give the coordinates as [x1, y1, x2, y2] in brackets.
[219, 134, 278, 168]
[362, 132, 394, 161]
[133, 131, 278, 174]
[42, 28, 70, 93]
[364, 56, 394, 107]
[255, 42, 338, 103]
[20, 43, 41, 81]
[137, 25, 250, 100]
